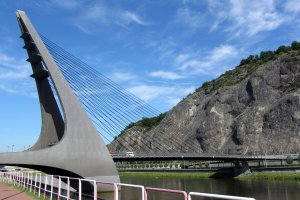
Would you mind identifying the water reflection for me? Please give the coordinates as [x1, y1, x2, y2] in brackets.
[113, 176, 300, 200]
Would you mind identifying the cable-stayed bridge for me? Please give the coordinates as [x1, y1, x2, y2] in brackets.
[0, 10, 207, 191]
[0, 10, 293, 195]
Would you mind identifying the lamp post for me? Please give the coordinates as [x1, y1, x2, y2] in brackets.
[11, 145, 14, 152]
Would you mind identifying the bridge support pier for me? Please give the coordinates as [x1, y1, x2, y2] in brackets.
[233, 161, 251, 176]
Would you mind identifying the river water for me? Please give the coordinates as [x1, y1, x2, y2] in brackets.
[107, 176, 300, 200]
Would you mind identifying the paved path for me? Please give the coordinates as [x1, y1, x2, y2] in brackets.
[0, 183, 33, 200]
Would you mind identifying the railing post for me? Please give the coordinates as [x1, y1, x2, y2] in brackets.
[44, 175, 48, 200]
[39, 173, 42, 197]
[50, 175, 53, 200]
[93, 180, 97, 200]
[78, 179, 82, 200]
[34, 173, 37, 194]
[67, 177, 70, 200]
[58, 176, 61, 200]
[30, 172, 33, 192]
[26, 172, 30, 189]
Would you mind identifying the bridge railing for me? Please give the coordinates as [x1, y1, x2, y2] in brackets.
[145, 187, 188, 200]
[0, 171, 256, 200]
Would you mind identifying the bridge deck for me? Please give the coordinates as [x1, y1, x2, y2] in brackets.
[112, 153, 287, 162]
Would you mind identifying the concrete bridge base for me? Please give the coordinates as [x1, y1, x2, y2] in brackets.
[233, 161, 251, 176]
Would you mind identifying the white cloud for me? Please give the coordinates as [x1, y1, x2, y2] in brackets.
[122, 11, 145, 25]
[208, 0, 286, 37]
[284, 0, 300, 13]
[0, 52, 36, 97]
[175, 54, 190, 65]
[210, 45, 238, 61]
[176, 6, 204, 28]
[50, 0, 81, 10]
[111, 72, 137, 82]
[149, 70, 184, 80]
[127, 84, 195, 107]
[73, 3, 147, 34]
[167, 98, 182, 106]
[177, 44, 238, 74]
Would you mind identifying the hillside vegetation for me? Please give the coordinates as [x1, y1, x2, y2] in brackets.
[123, 41, 300, 132]
[110, 41, 300, 155]
[196, 41, 300, 94]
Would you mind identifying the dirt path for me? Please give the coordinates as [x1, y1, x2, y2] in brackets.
[0, 183, 33, 200]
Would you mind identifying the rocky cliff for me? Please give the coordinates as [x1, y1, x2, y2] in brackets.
[109, 44, 300, 155]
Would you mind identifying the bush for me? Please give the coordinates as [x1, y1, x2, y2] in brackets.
[276, 45, 291, 54]
[286, 156, 293, 165]
[292, 41, 300, 50]
[205, 162, 209, 168]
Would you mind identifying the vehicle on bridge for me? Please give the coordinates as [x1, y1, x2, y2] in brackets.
[126, 152, 135, 157]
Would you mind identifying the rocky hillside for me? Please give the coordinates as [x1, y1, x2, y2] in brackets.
[109, 42, 300, 155]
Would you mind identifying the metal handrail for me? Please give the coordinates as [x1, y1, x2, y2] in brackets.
[0, 171, 256, 200]
[145, 187, 188, 200]
[117, 183, 145, 200]
[188, 192, 256, 200]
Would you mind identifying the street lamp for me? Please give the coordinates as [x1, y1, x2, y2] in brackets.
[11, 145, 14, 152]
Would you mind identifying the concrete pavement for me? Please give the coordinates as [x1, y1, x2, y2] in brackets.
[0, 183, 33, 200]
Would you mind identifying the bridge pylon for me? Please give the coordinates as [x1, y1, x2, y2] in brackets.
[0, 10, 119, 191]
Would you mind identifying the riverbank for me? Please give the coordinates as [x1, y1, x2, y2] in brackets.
[238, 172, 300, 181]
[120, 171, 300, 181]
[120, 172, 214, 179]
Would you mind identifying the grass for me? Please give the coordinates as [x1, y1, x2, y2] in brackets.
[238, 172, 300, 181]
[120, 172, 214, 179]
[121, 171, 300, 182]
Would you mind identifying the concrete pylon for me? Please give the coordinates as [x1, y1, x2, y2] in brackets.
[0, 10, 119, 190]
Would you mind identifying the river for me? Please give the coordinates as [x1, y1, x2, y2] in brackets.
[108, 176, 300, 200]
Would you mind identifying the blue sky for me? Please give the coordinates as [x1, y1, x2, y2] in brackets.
[0, 0, 300, 152]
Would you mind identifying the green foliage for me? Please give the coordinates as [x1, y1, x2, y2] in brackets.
[120, 172, 214, 179]
[205, 162, 209, 168]
[240, 172, 300, 181]
[276, 45, 291, 54]
[123, 112, 167, 132]
[194, 41, 300, 95]
[286, 156, 293, 165]
[291, 41, 300, 50]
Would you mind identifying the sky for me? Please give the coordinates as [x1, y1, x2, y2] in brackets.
[0, 0, 300, 152]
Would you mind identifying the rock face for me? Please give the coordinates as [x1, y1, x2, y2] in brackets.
[110, 55, 300, 155]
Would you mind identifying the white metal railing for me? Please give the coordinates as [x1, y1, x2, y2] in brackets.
[117, 183, 145, 200]
[188, 192, 256, 200]
[0, 171, 256, 200]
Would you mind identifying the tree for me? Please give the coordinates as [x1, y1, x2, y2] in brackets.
[291, 41, 300, 50]
[276, 45, 291, 54]
[286, 156, 293, 165]
[260, 51, 275, 62]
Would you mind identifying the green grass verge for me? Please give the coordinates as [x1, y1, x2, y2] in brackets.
[120, 172, 214, 179]
[1, 182, 50, 200]
[237, 172, 300, 181]
[120, 171, 300, 182]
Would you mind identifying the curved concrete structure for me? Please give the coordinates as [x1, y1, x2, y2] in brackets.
[0, 10, 119, 190]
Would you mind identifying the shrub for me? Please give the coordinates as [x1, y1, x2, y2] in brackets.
[291, 41, 300, 50]
[286, 156, 293, 165]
